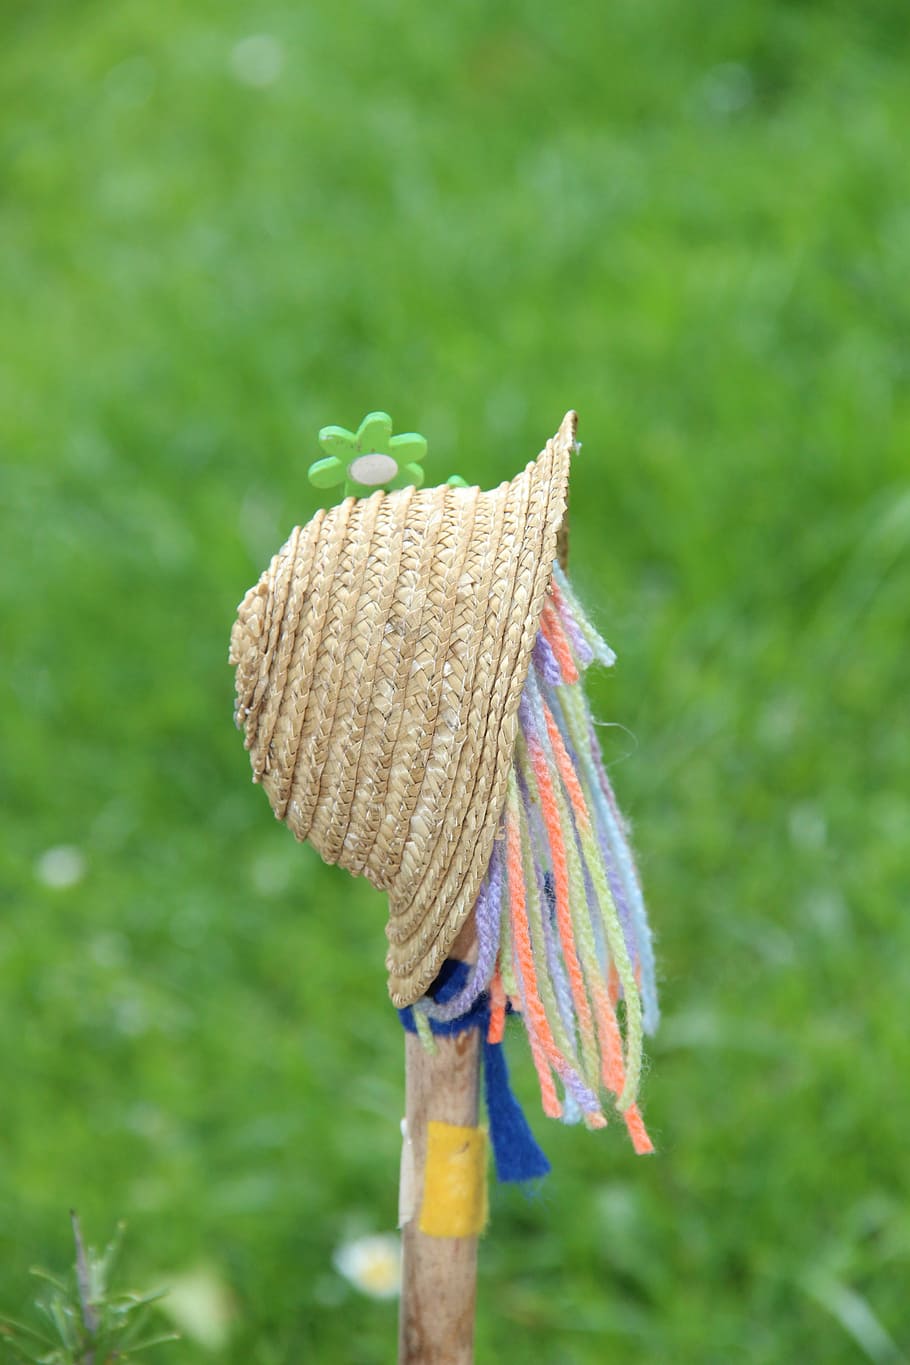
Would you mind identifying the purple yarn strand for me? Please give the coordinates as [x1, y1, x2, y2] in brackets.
[421, 839, 502, 1023]
[555, 592, 594, 669]
[538, 672, 638, 966]
[533, 632, 563, 687]
[414, 562, 659, 1140]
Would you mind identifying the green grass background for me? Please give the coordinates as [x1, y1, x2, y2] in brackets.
[2, 1, 909, 1360]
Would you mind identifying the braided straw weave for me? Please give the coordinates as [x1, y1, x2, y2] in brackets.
[230, 411, 576, 1006]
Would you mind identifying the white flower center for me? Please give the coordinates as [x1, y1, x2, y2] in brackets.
[348, 453, 399, 486]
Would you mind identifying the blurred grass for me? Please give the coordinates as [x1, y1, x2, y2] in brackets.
[2, 1, 909, 1360]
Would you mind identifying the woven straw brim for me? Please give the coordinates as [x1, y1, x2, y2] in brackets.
[230, 411, 576, 1005]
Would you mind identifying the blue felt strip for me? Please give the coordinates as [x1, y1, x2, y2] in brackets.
[398, 960, 550, 1185]
[482, 1033, 551, 1182]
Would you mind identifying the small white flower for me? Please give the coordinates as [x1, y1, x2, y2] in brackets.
[35, 845, 86, 889]
[161, 1266, 235, 1350]
[788, 803, 827, 851]
[250, 847, 293, 897]
[697, 62, 754, 118]
[333, 1233, 401, 1300]
[230, 35, 284, 88]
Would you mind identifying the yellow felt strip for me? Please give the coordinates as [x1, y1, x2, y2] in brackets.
[419, 1122, 488, 1238]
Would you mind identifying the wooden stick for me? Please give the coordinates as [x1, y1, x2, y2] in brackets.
[398, 926, 481, 1365]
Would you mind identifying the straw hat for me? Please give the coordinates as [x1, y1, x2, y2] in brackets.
[230, 411, 576, 1006]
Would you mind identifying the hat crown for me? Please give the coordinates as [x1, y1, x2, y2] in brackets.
[230, 413, 576, 1004]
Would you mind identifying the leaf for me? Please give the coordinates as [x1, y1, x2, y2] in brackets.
[95, 1223, 127, 1292]
[802, 1272, 905, 1364]
[46, 1298, 78, 1352]
[0, 1315, 57, 1347]
[0, 1335, 47, 1365]
[120, 1331, 180, 1352]
[27, 1272, 68, 1296]
[109, 1289, 170, 1315]
[114, 1303, 151, 1348]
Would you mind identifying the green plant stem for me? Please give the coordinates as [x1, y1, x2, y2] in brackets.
[70, 1213, 96, 1365]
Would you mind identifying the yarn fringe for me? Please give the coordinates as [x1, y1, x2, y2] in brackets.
[421, 563, 658, 1154]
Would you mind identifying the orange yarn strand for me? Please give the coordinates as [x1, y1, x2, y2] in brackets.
[526, 736, 599, 1079]
[541, 600, 579, 684]
[488, 965, 507, 1045]
[538, 696, 627, 1095]
[622, 1102, 655, 1156]
[505, 794, 562, 1119]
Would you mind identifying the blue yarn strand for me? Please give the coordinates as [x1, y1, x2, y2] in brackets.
[398, 960, 551, 1184]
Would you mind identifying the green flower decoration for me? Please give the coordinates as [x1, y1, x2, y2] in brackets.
[308, 412, 427, 498]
